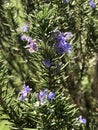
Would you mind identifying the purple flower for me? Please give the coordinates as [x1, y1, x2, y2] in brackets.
[55, 41, 72, 54]
[20, 35, 28, 41]
[22, 24, 29, 32]
[89, 0, 96, 9]
[19, 84, 32, 101]
[20, 34, 38, 53]
[27, 37, 33, 43]
[38, 89, 56, 105]
[42, 59, 51, 68]
[20, 89, 28, 97]
[64, 32, 73, 41]
[63, 0, 69, 3]
[55, 30, 64, 43]
[23, 84, 32, 93]
[48, 92, 55, 100]
[55, 30, 72, 54]
[19, 95, 25, 101]
[55, 30, 73, 42]
[78, 115, 87, 124]
[38, 89, 48, 105]
[63, 42, 72, 53]
[25, 40, 38, 53]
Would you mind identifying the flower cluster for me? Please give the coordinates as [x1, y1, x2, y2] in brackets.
[78, 115, 87, 124]
[55, 30, 73, 54]
[20, 24, 38, 53]
[20, 35, 38, 53]
[38, 89, 56, 105]
[19, 84, 32, 101]
[25, 39, 38, 53]
[88, 0, 96, 9]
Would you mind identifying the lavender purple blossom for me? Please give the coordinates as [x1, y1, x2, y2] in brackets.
[89, 0, 96, 9]
[25, 40, 38, 53]
[78, 115, 87, 124]
[20, 35, 28, 41]
[20, 24, 38, 53]
[20, 35, 38, 53]
[42, 59, 51, 68]
[64, 32, 73, 40]
[55, 30, 72, 54]
[63, 0, 69, 3]
[48, 92, 56, 100]
[38, 89, 56, 105]
[27, 37, 33, 43]
[19, 84, 32, 101]
[38, 89, 48, 105]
